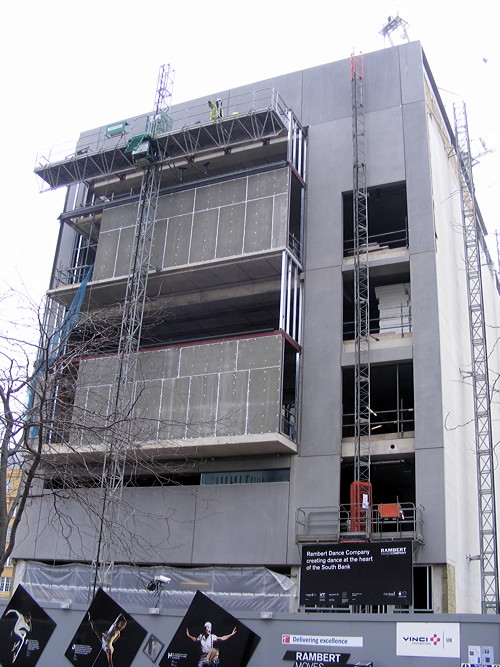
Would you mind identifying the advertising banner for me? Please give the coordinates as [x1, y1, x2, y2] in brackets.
[160, 590, 260, 667]
[65, 587, 147, 666]
[282, 649, 351, 663]
[300, 541, 412, 606]
[282, 634, 363, 648]
[0, 584, 56, 666]
[396, 622, 460, 658]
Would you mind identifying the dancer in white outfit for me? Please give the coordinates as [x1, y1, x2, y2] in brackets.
[6, 609, 31, 663]
[186, 621, 236, 666]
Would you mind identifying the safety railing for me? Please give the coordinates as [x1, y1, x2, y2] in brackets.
[35, 88, 292, 169]
[343, 304, 412, 340]
[343, 226, 408, 256]
[164, 88, 290, 133]
[55, 264, 94, 287]
[296, 502, 424, 543]
[281, 405, 296, 440]
[342, 407, 414, 438]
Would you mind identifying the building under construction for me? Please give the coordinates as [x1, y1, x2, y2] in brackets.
[15, 40, 500, 631]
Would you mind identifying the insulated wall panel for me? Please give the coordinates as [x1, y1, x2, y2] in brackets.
[247, 366, 281, 433]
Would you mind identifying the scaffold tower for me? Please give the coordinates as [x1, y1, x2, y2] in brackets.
[453, 101, 499, 613]
[351, 53, 371, 488]
[92, 64, 175, 594]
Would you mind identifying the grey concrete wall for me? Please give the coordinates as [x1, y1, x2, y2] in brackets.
[0, 595, 498, 667]
[73, 334, 284, 445]
[93, 168, 289, 282]
[15, 481, 291, 565]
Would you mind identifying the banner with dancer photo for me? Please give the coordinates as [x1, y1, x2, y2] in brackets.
[65, 587, 147, 666]
[160, 590, 260, 667]
[0, 584, 56, 666]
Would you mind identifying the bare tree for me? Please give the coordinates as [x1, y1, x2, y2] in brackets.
[0, 288, 207, 578]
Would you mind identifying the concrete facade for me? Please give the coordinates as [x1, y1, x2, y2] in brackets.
[17, 40, 500, 622]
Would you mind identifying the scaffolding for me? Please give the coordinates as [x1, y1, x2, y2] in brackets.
[91, 65, 175, 594]
[453, 101, 499, 613]
[34, 89, 292, 192]
[351, 54, 371, 494]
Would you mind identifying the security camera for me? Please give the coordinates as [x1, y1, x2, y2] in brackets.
[146, 575, 171, 592]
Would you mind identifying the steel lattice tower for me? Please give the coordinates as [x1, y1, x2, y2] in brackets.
[351, 54, 371, 486]
[454, 101, 499, 613]
[92, 64, 175, 594]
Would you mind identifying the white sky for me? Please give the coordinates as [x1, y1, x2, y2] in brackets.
[1, 0, 499, 300]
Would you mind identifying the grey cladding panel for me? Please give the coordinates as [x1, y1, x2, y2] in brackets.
[272, 193, 288, 247]
[100, 202, 137, 233]
[93, 230, 120, 281]
[247, 169, 288, 199]
[302, 59, 351, 125]
[194, 183, 220, 211]
[186, 374, 219, 437]
[192, 483, 289, 564]
[157, 189, 195, 220]
[158, 376, 190, 439]
[218, 178, 247, 206]
[114, 226, 135, 277]
[216, 371, 249, 436]
[139, 347, 180, 381]
[247, 367, 281, 433]
[216, 203, 245, 258]
[132, 380, 161, 441]
[189, 209, 218, 263]
[363, 47, 403, 112]
[194, 178, 245, 212]
[179, 341, 237, 377]
[77, 356, 118, 386]
[244, 197, 273, 253]
[164, 214, 192, 267]
[150, 218, 167, 270]
[237, 335, 282, 370]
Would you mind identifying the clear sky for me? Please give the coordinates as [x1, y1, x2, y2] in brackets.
[1, 0, 498, 300]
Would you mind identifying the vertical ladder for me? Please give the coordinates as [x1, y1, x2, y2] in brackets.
[454, 101, 499, 613]
[91, 65, 174, 594]
[351, 54, 371, 489]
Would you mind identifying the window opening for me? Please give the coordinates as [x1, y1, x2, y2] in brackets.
[0, 577, 12, 592]
[288, 172, 303, 261]
[343, 270, 411, 339]
[281, 340, 299, 441]
[342, 362, 414, 438]
[201, 469, 290, 485]
[343, 182, 408, 256]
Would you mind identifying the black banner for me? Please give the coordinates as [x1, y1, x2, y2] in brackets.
[160, 590, 260, 667]
[65, 588, 147, 666]
[300, 541, 412, 606]
[0, 585, 56, 666]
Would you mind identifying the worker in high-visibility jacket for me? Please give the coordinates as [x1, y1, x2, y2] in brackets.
[208, 99, 224, 120]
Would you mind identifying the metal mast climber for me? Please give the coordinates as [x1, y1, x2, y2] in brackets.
[350, 53, 372, 527]
[92, 64, 175, 593]
[453, 102, 499, 613]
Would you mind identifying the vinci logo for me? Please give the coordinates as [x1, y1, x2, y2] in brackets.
[397, 623, 459, 658]
[403, 634, 442, 647]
